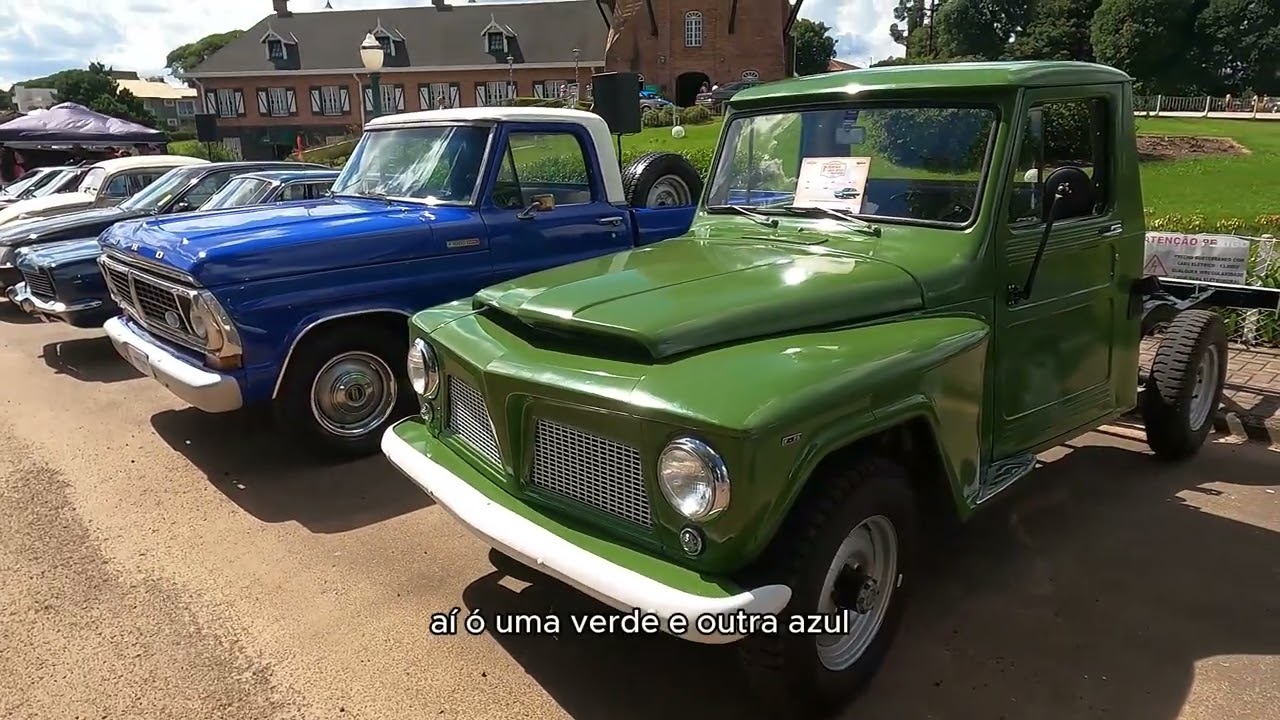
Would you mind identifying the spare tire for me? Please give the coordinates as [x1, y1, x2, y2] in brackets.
[622, 151, 703, 208]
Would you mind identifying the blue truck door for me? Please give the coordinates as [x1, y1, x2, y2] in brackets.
[480, 123, 630, 280]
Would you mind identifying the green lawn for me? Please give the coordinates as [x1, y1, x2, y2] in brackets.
[627, 116, 1280, 228]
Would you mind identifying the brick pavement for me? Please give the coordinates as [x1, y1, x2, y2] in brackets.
[1140, 339, 1280, 445]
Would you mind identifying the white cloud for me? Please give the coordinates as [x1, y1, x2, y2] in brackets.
[0, 0, 901, 90]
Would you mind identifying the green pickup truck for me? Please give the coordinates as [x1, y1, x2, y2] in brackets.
[381, 61, 1228, 716]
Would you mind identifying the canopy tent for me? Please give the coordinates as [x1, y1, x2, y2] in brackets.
[0, 102, 166, 143]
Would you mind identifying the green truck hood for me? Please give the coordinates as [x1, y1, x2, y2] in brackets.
[472, 237, 925, 360]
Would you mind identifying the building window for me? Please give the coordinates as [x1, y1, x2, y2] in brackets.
[267, 39, 285, 60]
[487, 31, 506, 53]
[487, 80, 511, 105]
[378, 36, 393, 55]
[741, 70, 760, 81]
[176, 100, 195, 117]
[216, 88, 237, 117]
[381, 85, 397, 112]
[166, 118, 179, 127]
[163, 99, 175, 107]
[320, 85, 343, 115]
[268, 87, 290, 117]
[685, 11, 703, 47]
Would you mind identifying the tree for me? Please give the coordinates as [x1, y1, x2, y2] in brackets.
[14, 63, 156, 127]
[0, 86, 11, 111]
[1011, 0, 1101, 61]
[1194, 0, 1280, 94]
[165, 30, 245, 75]
[933, 0, 1025, 60]
[792, 19, 839, 76]
[1091, 0, 1197, 93]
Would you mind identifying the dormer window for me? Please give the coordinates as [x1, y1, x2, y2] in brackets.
[371, 19, 404, 58]
[480, 14, 515, 54]
[259, 27, 298, 61]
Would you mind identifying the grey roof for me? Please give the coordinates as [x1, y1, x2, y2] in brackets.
[191, 0, 610, 75]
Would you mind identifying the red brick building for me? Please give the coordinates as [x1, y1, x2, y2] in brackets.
[183, 0, 803, 159]
[601, 0, 806, 105]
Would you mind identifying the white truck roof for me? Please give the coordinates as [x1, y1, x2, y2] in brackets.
[366, 106, 626, 205]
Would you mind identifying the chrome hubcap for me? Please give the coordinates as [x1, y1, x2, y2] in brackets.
[310, 351, 397, 437]
[815, 515, 898, 672]
[1188, 344, 1221, 431]
[646, 175, 692, 207]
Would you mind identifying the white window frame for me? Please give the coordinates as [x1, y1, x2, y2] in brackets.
[267, 39, 285, 60]
[166, 118, 179, 127]
[176, 100, 195, 116]
[216, 88, 237, 118]
[320, 85, 343, 116]
[486, 80, 511, 105]
[685, 11, 703, 48]
[380, 84, 397, 113]
[268, 87, 290, 117]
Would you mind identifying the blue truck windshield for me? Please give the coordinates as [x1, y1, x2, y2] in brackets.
[330, 124, 491, 205]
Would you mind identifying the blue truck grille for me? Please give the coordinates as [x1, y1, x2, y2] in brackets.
[20, 268, 55, 300]
[99, 254, 204, 352]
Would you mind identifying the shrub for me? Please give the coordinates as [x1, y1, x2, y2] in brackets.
[862, 108, 992, 172]
[642, 107, 675, 128]
[168, 131, 196, 142]
[682, 105, 713, 125]
[168, 139, 236, 161]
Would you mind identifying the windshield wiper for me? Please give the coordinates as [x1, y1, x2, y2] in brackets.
[777, 205, 881, 237]
[718, 204, 779, 228]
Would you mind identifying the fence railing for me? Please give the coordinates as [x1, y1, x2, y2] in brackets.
[1134, 95, 1280, 119]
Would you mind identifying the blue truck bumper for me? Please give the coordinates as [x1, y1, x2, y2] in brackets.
[103, 316, 244, 413]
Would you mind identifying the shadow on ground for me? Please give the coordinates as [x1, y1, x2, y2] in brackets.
[463, 435, 1280, 720]
[41, 336, 142, 383]
[0, 299, 40, 324]
[150, 407, 431, 534]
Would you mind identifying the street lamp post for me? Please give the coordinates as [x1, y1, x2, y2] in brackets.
[572, 48, 581, 100]
[360, 32, 385, 118]
[506, 56, 514, 106]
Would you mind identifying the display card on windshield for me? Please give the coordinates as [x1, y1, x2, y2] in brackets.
[793, 157, 872, 212]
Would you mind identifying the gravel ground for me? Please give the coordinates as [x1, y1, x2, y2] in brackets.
[1, 308, 1278, 720]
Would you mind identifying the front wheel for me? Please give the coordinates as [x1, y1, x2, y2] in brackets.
[737, 456, 920, 717]
[274, 325, 416, 459]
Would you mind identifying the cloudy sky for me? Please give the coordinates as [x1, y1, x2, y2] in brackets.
[0, 0, 901, 90]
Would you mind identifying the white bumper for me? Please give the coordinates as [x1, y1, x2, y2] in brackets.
[381, 426, 792, 644]
[103, 316, 243, 413]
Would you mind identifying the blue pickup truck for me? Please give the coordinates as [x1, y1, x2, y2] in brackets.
[98, 107, 702, 457]
[8, 167, 338, 327]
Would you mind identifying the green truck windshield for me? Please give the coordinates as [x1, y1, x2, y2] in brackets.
[706, 104, 997, 226]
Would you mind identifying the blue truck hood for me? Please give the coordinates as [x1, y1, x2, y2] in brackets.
[98, 197, 459, 287]
[16, 237, 102, 269]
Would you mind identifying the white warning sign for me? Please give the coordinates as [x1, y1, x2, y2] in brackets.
[1143, 232, 1251, 284]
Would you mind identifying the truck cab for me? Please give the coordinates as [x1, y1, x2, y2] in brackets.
[380, 62, 1229, 716]
[98, 107, 701, 457]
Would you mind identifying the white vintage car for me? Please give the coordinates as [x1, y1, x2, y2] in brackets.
[0, 155, 208, 228]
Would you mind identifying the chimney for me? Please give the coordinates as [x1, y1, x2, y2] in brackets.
[273, 0, 291, 17]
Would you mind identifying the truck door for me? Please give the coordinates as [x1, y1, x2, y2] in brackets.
[991, 86, 1143, 458]
[480, 123, 632, 281]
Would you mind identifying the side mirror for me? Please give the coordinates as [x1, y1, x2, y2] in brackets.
[1010, 166, 1094, 305]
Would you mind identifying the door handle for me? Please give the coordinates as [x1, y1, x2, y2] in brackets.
[1099, 223, 1124, 237]
[596, 216, 624, 226]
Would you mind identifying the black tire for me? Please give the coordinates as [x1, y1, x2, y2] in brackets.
[737, 456, 920, 718]
[273, 323, 416, 460]
[621, 152, 703, 209]
[1140, 309, 1228, 460]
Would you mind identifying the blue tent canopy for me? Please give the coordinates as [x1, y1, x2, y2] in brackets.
[0, 102, 166, 143]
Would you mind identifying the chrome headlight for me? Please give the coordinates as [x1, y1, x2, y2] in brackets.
[658, 437, 730, 521]
[407, 337, 439, 397]
[188, 290, 242, 356]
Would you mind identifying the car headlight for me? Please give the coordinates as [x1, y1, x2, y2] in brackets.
[658, 437, 730, 521]
[187, 290, 242, 359]
[407, 337, 439, 397]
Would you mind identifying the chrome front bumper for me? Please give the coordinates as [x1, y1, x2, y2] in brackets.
[103, 316, 244, 413]
[7, 282, 101, 318]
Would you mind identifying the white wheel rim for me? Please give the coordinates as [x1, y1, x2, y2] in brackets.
[1188, 344, 1220, 431]
[645, 175, 691, 207]
[814, 515, 898, 672]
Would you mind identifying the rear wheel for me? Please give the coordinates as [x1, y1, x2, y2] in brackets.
[274, 324, 416, 459]
[737, 456, 920, 718]
[1141, 309, 1228, 460]
[621, 152, 703, 208]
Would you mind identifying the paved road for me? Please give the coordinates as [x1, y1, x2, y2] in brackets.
[2, 305, 1278, 720]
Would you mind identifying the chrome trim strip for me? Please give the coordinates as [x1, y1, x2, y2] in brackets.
[270, 308, 413, 399]
[101, 248, 198, 286]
